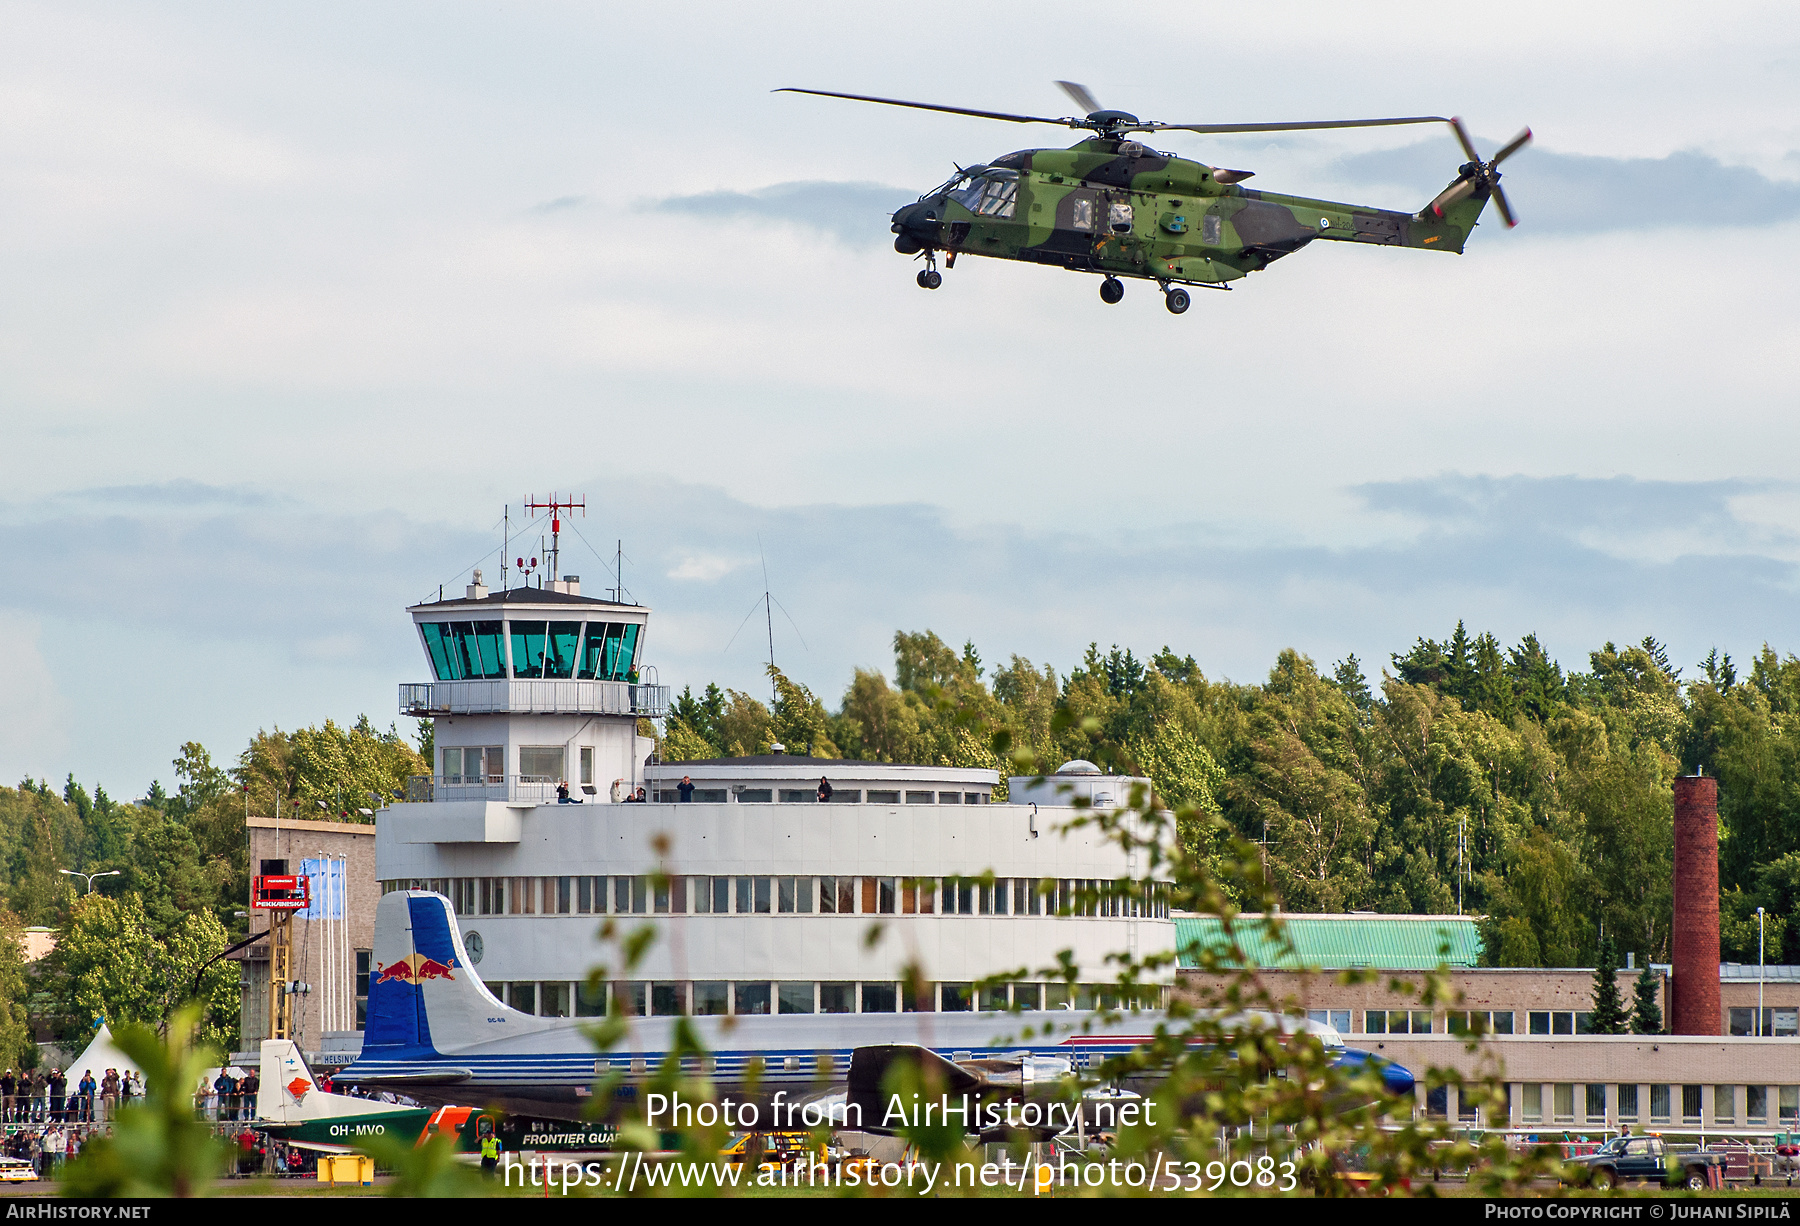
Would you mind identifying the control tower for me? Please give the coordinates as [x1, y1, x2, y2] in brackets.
[399, 570, 671, 813]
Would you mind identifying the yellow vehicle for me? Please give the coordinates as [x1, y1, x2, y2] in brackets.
[0, 1158, 39, 1183]
[720, 1131, 829, 1170]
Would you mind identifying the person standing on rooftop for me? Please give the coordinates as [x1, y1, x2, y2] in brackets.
[817, 777, 833, 803]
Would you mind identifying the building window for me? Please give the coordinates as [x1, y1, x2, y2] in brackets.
[903, 981, 935, 1012]
[1682, 1084, 1702, 1123]
[693, 982, 729, 1016]
[981, 985, 1009, 1011]
[905, 791, 935, 804]
[1651, 1084, 1671, 1122]
[1585, 1084, 1606, 1122]
[1617, 1083, 1639, 1120]
[819, 983, 855, 1014]
[540, 983, 571, 1017]
[1748, 1085, 1768, 1123]
[1553, 1084, 1574, 1123]
[518, 746, 565, 782]
[1014, 983, 1042, 1011]
[737, 789, 772, 803]
[861, 983, 897, 1013]
[1448, 1010, 1514, 1036]
[1522, 1084, 1542, 1123]
[939, 792, 962, 804]
[778, 789, 812, 803]
[1046, 983, 1071, 1011]
[1425, 1086, 1448, 1117]
[941, 984, 973, 1012]
[877, 878, 896, 914]
[734, 983, 771, 1016]
[778, 983, 814, 1014]
[509, 983, 537, 1014]
[1714, 1085, 1735, 1123]
[1782, 1086, 1799, 1124]
[711, 877, 731, 914]
[827, 790, 861, 803]
[614, 982, 646, 1017]
[1307, 1009, 1352, 1033]
[575, 981, 605, 1017]
[867, 790, 899, 804]
[754, 877, 772, 914]
[650, 983, 683, 1016]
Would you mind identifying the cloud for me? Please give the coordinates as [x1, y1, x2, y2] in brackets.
[648, 181, 911, 243]
[1331, 142, 1800, 232]
[0, 612, 71, 785]
[16, 474, 1800, 794]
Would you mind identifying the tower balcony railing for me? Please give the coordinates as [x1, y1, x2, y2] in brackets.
[399, 679, 669, 719]
[405, 775, 575, 804]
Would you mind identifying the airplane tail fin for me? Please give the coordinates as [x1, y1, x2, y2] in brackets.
[256, 1038, 419, 1125]
[363, 890, 539, 1054]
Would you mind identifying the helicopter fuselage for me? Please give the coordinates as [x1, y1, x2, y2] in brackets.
[891, 137, 1491, 289]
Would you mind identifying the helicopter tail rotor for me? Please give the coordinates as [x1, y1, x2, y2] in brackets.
[1425, 119, 1532, 227]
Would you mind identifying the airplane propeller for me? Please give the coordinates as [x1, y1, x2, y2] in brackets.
[1425, 118, 1533, 227]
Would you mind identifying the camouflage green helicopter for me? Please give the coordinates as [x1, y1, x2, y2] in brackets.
[778, 81, 1530, 313]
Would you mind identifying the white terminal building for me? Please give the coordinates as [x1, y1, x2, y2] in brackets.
[376, 572, 1176, 1019]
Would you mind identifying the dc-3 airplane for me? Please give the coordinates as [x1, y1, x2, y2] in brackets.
[288, 891, 1416, 1145]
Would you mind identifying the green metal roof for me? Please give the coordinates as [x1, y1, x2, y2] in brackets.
[1175, 913, 1484, 971]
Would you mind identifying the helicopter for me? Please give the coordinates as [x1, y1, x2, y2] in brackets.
[777, 82, 1530, 314]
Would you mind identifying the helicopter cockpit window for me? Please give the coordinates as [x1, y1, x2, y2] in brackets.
[1108, 201, 1134, 233]
[947, 176, 987, 211]
[1071, 198, 1095, 231]
[974, 173, 1018, 218]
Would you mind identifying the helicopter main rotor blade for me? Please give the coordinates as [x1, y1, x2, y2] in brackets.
[775, 88, 1070, 127]
[1148, 115, 1450, 135]
[1054, 80, 1103, 116]
[1491, 127, 1533, 164]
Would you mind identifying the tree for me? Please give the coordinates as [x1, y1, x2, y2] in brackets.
[768, 666, 837, 758]
[38, 893, 238, 1049]
[1632, 966, 1665, 1035]
[1589, 937, 1629, 1034]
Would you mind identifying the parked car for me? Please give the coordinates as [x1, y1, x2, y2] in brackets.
[0, 1158, 38, 1183]
[1567, 1136, 1729, 1190]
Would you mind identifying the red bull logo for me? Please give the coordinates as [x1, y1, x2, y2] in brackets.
[375, 952, 456, 985]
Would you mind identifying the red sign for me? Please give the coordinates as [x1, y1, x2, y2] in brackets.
[252, 875, 311, 910]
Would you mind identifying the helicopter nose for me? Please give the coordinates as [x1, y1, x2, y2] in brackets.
[891, 200, 941, 254]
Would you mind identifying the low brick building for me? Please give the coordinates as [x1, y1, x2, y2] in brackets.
[233, 815, 379, 1066]
[1177, 913, 1800, 1132]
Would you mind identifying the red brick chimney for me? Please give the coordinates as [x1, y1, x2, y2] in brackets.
[1671, 774, 1721, 1035]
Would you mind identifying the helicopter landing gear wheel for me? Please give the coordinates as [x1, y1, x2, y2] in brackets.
[1099, 277, 1124, 304]
[1164, 287, 1191, 314]
[917, 269, 942, 290]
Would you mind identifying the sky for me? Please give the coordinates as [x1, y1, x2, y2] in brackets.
[2, 1, 1798, 795]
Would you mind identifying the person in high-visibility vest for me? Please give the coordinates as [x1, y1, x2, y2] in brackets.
[479, 1121, 501, 1177]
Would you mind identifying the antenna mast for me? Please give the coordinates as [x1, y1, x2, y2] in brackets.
[525, 493, 585, 584]
[761, 542, 777, 707]
[502, 507, 509, 591]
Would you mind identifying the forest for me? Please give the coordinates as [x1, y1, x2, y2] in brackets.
[5, 622, 1800, 1066]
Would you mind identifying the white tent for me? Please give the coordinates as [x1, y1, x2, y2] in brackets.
[62, 1024, 144, 1086]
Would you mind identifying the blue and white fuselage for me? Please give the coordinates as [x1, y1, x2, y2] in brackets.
[337, 892, 1414, 1119]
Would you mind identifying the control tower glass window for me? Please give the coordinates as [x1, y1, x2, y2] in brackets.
[546, 622, 580, 678]
[577, 622, 641, 681]
[422, 621, 506, 680]
[510, 622, 550, 678]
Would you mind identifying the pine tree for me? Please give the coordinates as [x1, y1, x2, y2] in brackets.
[1590, 938, 1629, 1034]
[1631, 965, 1665, 1035]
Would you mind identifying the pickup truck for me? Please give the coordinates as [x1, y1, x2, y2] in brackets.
[1567, 1136, 1731, 1189]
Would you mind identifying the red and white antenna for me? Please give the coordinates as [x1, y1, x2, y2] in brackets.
[524, 493, 585, 584]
